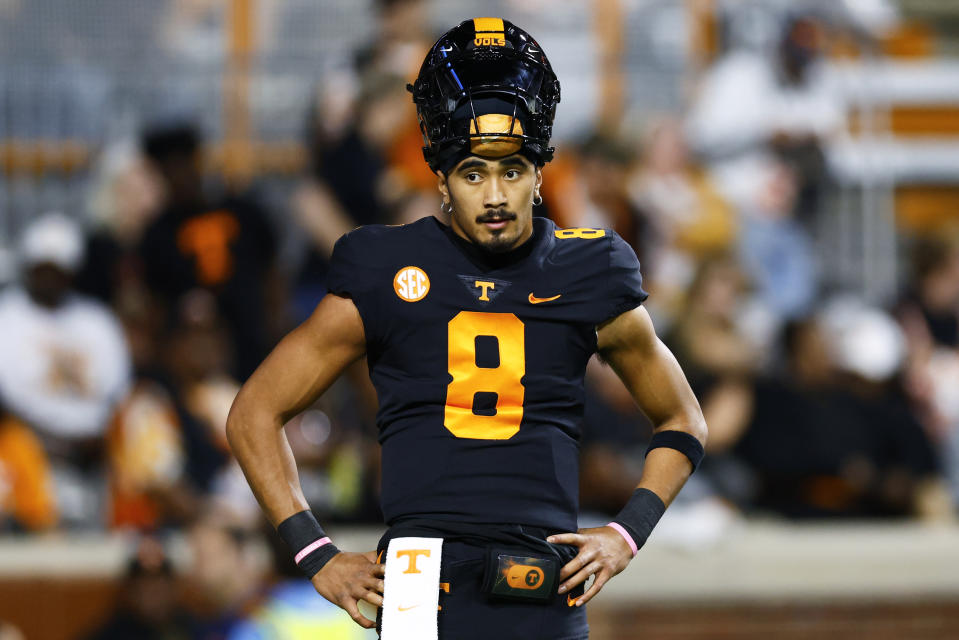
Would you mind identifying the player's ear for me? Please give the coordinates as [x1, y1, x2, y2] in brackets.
[436, 170, 450, 203]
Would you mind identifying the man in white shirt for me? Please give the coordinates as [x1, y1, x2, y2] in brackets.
[686, 14, 843, 215]
[0, 213, 131, 527]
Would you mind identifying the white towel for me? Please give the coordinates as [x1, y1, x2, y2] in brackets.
[380, 536, 444, 640]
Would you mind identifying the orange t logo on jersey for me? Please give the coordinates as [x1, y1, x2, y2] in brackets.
[474, 280, 495, 301]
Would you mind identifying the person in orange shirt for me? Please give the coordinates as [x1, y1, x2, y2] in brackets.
[0, 410, 57, 531]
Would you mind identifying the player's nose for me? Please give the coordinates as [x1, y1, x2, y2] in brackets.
[483, 176, 508, 209]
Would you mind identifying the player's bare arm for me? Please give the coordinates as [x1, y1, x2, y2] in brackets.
[225, 293, 384, 628]
[549, 305, 707, 605]
[597, 305, 708, 500]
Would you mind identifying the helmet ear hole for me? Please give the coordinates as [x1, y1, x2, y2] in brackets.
[411, 18, 560, 173]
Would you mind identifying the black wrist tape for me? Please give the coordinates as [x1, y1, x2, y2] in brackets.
[646, 430, 705, 472]
[277, 510, 340, 578]
[609, 488, 666, 555]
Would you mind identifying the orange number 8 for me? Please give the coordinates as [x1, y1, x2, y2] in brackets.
[445, 311, 525, 439]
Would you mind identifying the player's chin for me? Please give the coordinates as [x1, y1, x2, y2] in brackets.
[477, 226, 520, 253]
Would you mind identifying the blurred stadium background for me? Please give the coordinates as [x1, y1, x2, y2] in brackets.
[2, 0, 959, 638]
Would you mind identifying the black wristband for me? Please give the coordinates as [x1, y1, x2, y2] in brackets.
[608, 488, 666, 555]
[646, 430, 705, 472]
[277, 510, 341, 578]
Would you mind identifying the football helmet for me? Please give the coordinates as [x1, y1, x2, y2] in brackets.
[409, 17, 561, 173]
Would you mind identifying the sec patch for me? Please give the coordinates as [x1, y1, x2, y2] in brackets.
[394, 266, 430, 302]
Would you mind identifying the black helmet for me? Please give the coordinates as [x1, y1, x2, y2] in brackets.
[409, 17, 561, 173]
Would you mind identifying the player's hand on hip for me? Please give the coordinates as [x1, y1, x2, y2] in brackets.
[310, 550, 385, 628]
[547, 527, 633, 606]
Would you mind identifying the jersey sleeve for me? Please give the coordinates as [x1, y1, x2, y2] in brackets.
[325, 228, 382, 344]
[604, 231, 648, 322]
[326, 231, 364, 299]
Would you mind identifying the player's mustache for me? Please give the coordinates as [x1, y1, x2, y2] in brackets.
[477, 210, 517, 223]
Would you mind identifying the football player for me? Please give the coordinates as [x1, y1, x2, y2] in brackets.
[227, 17, 706, 640]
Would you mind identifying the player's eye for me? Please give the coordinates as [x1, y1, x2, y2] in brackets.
[465, 172, 482, 183]
[504, 169, 520, 179]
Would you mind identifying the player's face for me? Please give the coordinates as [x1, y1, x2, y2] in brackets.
[439, 155, 542, 253]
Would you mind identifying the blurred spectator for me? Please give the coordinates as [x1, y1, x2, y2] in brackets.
[163, 290, 240, 504]
[307, 74, 405, 226]
[354, 0, 430, 79]
[668, 254, 766, 387]
[897, 233, 959, 510]
[182, 515, 269, 638]
[632, 117, 736, 260]
[686, 13, 842, 224]
[898, 233, 959, 350]
[228, 525, 374, 640]
[86, 538, 193, 640]
[100, 212, 199, 530]
[824, 302, 949, 519]
[738, 160, 818, 320]
[577, 134, 657, 263]
[305, 73, 420, 226]
[106, 285, 254, 532]
[137, 121, 278, 380]
[76, 139, 165, 308]
[0, 407, 57, 532]
[687, 12, 828, 322]
[732, 309, 942, 518]
[353, 0, 436, 195]
[630, 117, 737, 319]
[107, 379, 191, 530]
[0, 213, 131, 528]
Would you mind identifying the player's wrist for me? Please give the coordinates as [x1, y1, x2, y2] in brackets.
[607, 488, 666, 557]
[277, 510, 341, 578]
[606, 522, 640, 557]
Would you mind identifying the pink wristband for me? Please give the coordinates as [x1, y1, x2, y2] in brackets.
[294, 537, 332, 565]
[606, 522, 638, 556]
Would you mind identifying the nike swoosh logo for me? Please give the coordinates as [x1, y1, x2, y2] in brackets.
[528, 293, 561, 304]
[398, 604, 421, 612]
[567, 593, 578, 607]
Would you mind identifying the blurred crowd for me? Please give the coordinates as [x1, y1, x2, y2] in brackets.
[2, 0, 959, 636]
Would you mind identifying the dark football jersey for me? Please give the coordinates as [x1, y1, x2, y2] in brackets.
[327, 216, 647, 531]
